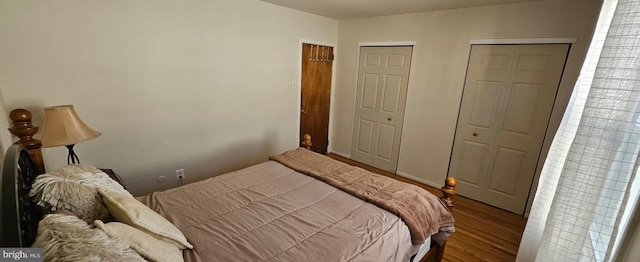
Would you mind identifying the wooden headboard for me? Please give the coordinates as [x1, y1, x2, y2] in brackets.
[1, 109, 47, 247]
[0, 109, 45, 247]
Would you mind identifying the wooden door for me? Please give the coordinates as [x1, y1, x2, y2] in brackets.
[449, 44, 569, 213]
[351, 46, 413, 172]
[300, 43, 333, 154]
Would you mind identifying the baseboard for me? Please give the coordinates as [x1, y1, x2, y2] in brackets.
[328, 150, 350, 159]
[396, 171, 443, 189]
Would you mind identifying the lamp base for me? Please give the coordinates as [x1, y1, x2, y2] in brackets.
[65, 144, 80, 165]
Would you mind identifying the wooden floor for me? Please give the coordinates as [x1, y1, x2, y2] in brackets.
[327, 154, 527, 262]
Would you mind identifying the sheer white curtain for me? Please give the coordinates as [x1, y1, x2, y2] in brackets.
[516, 0, 640, 261]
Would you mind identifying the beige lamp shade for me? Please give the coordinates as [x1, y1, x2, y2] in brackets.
[41, 105, 101, 147]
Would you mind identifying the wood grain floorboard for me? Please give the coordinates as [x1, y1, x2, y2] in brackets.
[326, 153, 527, 262]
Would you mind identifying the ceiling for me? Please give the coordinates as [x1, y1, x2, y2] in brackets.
[259, 0, 546, 20]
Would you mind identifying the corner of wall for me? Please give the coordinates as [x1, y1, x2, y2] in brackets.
[0, 87, 13, 156]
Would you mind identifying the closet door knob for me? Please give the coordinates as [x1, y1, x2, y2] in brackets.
[472, 133, 478, 137]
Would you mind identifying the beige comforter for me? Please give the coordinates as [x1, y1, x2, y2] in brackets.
[138, 150, 453, 262]
[270, 148, 454, 245]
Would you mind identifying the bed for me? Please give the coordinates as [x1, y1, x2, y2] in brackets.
[1, 109, 456, 262]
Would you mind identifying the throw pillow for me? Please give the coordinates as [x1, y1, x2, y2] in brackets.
[29, 164, 131, 222]
[99, 188, 193, 249]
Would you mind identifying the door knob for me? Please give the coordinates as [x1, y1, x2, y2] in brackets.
[387, 117, 392, 121]
[472, 133, 478, 137]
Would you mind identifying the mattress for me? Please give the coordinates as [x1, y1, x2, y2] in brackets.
[137, 160, 423, 261]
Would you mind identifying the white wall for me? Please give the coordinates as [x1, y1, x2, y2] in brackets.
[0, 89, 11, 165]
[331, 0, 602, 197]
[0, 0, 338, 195]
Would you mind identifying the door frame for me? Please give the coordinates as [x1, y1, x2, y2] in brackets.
[297, 39, 336, 152]
[453, 38, 576, 216]
[346, 41, 416, 170]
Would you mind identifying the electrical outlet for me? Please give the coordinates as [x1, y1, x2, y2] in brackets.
[175, 169, 185, 180]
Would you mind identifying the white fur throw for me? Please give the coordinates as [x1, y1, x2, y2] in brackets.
[32, 213, 146, 262]
[29, 164, 132, 222]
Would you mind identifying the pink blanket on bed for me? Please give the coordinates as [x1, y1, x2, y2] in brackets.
[270, 148, 455, 245]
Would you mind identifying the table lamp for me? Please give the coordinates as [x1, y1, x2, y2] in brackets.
[40, 105, 101, 164]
